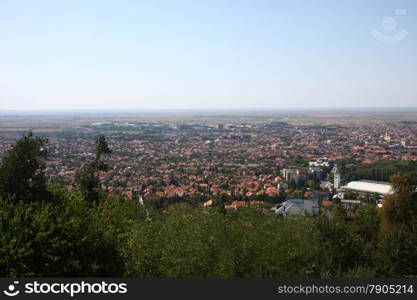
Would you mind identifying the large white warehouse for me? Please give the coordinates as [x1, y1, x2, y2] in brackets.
[342, 180, 393, 196]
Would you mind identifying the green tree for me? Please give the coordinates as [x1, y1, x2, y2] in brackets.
[95, 134, 112, 160]
[0, 186, 123, 277]
[0, 132, 50, 203]
[351, 204, 380, 269]
[380, 174, 417, 233]
[376, 174, 417, 276]
[75, 135, 111, 203]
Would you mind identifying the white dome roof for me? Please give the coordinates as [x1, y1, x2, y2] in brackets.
[343, 181, 393, 195]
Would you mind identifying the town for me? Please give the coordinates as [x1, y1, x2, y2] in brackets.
[1, 112, 416, 215]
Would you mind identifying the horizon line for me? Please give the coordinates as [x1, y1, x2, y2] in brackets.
[2, 106, 417, 114]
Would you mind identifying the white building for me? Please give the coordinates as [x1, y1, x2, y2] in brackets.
[274, 199, 320, 217]
[281, 167, 322, 184]
[309, 157, 330, 167]
[281, 167, 308, 183]
[341, 180, 393, 196]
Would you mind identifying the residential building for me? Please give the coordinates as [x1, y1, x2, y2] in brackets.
[274, 198, 320, 217]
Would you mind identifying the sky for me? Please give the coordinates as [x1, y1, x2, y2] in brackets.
[0, 0, 416, 111]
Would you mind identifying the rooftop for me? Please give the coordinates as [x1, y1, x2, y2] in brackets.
[290, 199, 305, 203]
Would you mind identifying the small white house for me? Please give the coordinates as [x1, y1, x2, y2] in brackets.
[274, 199, 320, 217]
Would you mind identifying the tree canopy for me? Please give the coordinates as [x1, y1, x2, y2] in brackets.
[75, 134, 111, 203]
[0, 132, 50, 203]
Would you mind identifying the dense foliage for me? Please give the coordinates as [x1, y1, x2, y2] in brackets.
[339, 160, 417, 185]
[0, 187, 123, 277]
[0, 134, 416, 277]
[75, 134, 112, 203]
[0, 132, 50, 203]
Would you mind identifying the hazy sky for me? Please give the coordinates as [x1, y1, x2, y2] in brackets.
[1, 0, 416, 111]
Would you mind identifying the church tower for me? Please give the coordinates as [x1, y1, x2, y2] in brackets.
[334, 166, 341, 191]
